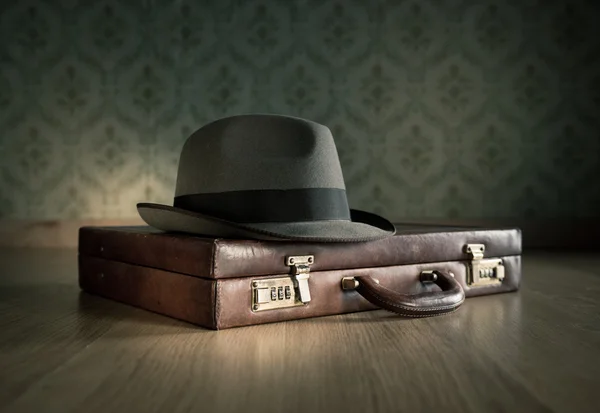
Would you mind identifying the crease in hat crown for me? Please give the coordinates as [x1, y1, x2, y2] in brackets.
[174, 113, 346, 198]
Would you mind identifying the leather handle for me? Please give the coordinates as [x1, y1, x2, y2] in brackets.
[354, 271, 465, 317]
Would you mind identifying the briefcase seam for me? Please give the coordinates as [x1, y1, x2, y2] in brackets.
[211, 240, 219, 277]
[214, 280, 221, 329]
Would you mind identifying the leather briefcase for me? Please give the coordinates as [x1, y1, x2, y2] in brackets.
[78, 224, 521, 329]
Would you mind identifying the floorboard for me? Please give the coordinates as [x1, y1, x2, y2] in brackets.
[0, 249, 598, 413]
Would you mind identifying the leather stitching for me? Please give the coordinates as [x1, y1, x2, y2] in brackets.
[211, 239, 219, 277]
[380, 307, 460, 318]
[215, 280, 221, 329]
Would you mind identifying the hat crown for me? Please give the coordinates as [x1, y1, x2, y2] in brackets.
[175, 114, 346, 197]
[138, 114, 395, 242]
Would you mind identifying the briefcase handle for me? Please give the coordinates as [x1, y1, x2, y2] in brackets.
[350, 270, 465, 317]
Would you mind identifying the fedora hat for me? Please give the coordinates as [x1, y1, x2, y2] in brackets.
[138, 114, 395, 242]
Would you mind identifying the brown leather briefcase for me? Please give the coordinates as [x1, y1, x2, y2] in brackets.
[78, 224, 521, 329]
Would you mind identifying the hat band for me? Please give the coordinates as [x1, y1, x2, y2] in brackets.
[174, 188, 351, 223]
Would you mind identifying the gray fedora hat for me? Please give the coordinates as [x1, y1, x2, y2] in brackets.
[138, 114, 396, 242]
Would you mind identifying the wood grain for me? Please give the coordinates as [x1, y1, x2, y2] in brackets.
[0, 249, 598, 413]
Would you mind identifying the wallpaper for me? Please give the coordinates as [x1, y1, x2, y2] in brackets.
[0, 0, 599, 220]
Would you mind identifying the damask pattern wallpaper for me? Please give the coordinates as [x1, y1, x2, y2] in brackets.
[0, 0, 598, 220]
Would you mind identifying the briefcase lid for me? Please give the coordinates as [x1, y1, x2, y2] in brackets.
[78, 225, 521, 279]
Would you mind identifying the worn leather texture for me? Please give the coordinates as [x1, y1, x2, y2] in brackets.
[79, 255, 520, 329]
[79, 225, 521, 278]
[354, 271, 465, 317]
[211, 228, 520, 278]
[79, 255, 217, 329]
[79, 226, 216, 278]
[215, 256, 520, 329]
[78, 225, 521, 329]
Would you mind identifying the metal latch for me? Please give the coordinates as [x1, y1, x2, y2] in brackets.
[251, 255, 313, 312]
[464, 244, 505, 287]
[286, 255, 313, 304]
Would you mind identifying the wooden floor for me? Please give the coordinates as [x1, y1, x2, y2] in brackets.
[0, 249, 598, 413]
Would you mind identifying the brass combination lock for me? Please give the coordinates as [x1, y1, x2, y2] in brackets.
[251, 277, 303, 312]
[464, 244, 505, 287]
[251, 255, 313, 312]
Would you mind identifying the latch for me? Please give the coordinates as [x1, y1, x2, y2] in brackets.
[286, 255, 313, 304]
[464, 244, 505, 287]
[251, 255, 313, 312]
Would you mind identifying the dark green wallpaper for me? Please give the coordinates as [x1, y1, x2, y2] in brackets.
[0, 0, 598, 220]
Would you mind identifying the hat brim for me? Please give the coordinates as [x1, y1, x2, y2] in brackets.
[137, 203, 395, 242]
